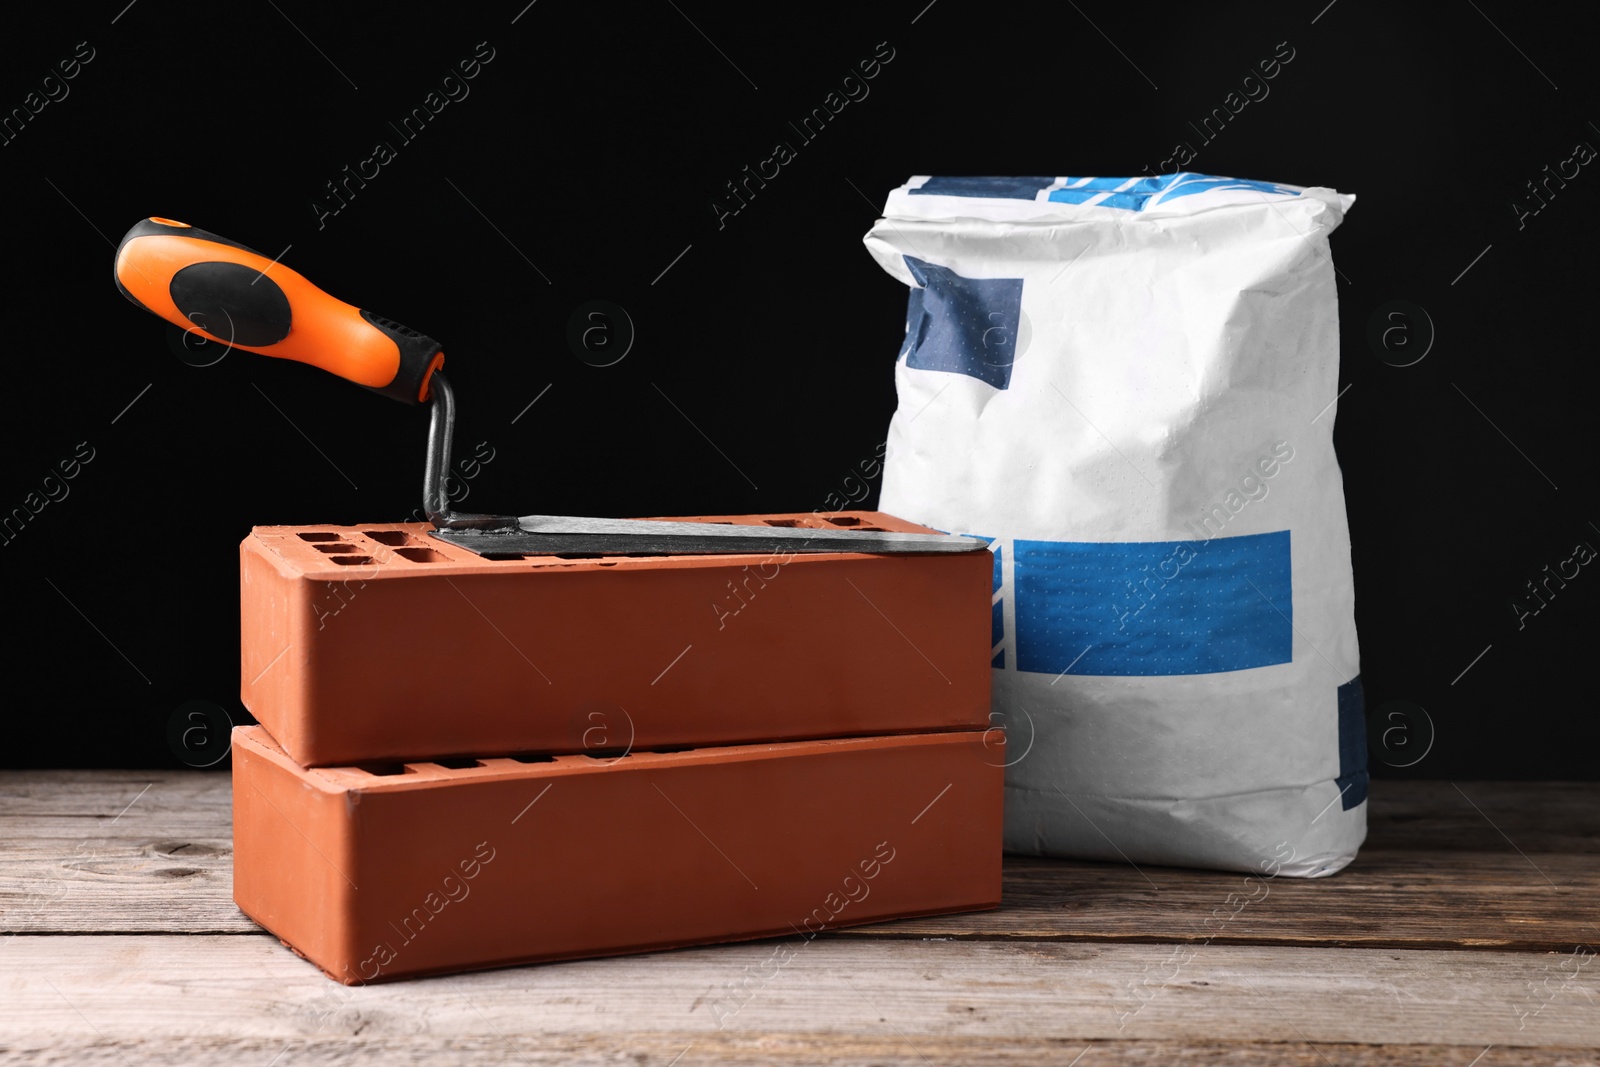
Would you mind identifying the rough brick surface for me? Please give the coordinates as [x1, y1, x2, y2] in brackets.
[241, 512, 991, 766]
[231, 724, 1005, 983]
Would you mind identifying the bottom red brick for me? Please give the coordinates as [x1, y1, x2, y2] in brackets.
[232, 724, 1003, 983]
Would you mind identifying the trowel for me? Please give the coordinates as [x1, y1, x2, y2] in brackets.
[113, 218, 986, 558]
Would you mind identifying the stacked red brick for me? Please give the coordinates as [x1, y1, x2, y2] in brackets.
[232, 511, 1004, 982]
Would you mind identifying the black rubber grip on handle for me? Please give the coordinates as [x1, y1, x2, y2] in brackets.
[358, 310, 446, 405]
[113, 218, 261, 315]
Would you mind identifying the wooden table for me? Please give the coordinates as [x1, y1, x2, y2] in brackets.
[2, 773, 1597, 1064]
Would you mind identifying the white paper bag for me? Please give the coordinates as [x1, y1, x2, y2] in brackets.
[864, 174, 1364, 877]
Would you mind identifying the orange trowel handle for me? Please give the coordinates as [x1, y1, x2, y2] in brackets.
[113, 217, 444, 404]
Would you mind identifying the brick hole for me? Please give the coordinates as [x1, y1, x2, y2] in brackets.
[432, 757, 484, 770]
[764, 519, 803, 527]
[329, 556, 373, 566]
[353, 762, 410, 776]
[298, 532, 342, 542]
[364, 531, 411, 546]
[396, 547, 448, 563]
[827, 516, 864, 527]
[507, 753, 555, 763]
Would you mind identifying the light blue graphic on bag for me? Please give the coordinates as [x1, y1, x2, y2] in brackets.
[1048, 173, 1299, 211]
[1013, 530, 1293, 676]
[900, 256, 1023, 390]
[903, 173, 1300, 211]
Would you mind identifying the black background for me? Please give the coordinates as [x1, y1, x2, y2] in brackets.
[2, 2, 1594, 776]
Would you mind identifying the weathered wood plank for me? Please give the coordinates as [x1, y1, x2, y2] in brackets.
[5, 774, 1598, 950]
[4, 775, 1598, 1061]
[2, 1038, 1595, 1067]
[0, 771, 245, 934]
[0, 837, 245, 934]
[847, 851, 1600, 952]
[1363, 781, 1600, 854]
[5, 774, 1594, 851]
[1, 937, 1596, 1053]
[6, 841, 1595, 951]
[6, 774, 1595, 851]
[0, 771, 229, 828]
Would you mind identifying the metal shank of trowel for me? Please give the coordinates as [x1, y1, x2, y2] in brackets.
[423, 374, 517, 531]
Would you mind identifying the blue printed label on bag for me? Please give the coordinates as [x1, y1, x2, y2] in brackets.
[1013, 531, 1293, 677]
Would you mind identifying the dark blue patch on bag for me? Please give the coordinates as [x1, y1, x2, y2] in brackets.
[901, 256, 1024, 390]
[1336, 676, 1368, 809]
[910, 176, 1056, 200]
[1013, 531, 1293, 676]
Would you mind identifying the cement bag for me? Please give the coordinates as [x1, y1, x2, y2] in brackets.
[864, 174, 1364, 877]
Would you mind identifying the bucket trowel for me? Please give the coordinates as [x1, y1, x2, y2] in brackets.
[113, 218, 986, 558]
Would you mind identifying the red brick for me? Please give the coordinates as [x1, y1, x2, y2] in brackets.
[241, 512, 991, 766]
[231, 724, 1004, 983]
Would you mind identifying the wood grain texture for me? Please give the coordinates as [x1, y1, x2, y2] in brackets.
[2, 936, 1597, 1056]
[0, 770, 228, 827]
[5, 775, 1596, 951]
[1363, 782, 1600, 854]
[0, 770, 247, 934]
[4, 773, 1600, 1063]
[850, 851, 1600, 952]
[4, 1038, 1598, 1067]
